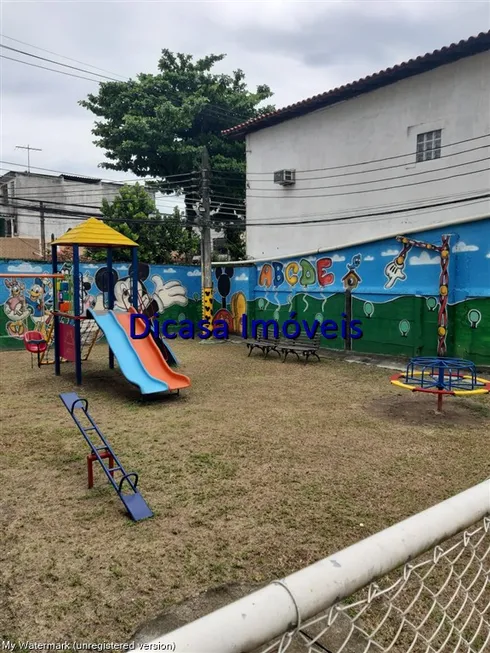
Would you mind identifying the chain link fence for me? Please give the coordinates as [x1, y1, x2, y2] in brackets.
[260, 517, 489, 653]
[139, 480, 490, 653]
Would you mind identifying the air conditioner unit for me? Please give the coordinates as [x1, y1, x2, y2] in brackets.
[273, 169, 296, 186]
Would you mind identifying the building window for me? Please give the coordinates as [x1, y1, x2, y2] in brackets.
[416, 130, 442, 162]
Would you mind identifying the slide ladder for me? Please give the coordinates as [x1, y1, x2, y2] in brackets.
[39, 319, 99, 365]
[80, 320, 100, 361]
[60, 392, 153, 522]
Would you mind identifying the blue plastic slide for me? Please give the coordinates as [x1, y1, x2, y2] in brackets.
[87, 309, 170, 394]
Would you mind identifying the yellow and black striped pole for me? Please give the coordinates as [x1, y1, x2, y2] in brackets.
[202, 286, 213, 327]
[201, 147, 213, 332]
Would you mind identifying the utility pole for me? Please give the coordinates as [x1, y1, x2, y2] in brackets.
[15, 144, 42, 173]
[39, 201, 46, 259]
[201, 146, 213, 329]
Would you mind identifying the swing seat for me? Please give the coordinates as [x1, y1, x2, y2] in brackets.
[24, 330, 48, 353]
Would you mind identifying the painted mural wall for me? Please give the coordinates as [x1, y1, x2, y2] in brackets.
[212, 217, 490, 365]
[1, 217, 489, 365]
[0, 260, 203, 350]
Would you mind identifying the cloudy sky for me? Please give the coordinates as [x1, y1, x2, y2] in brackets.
[1, 0, 489, 211]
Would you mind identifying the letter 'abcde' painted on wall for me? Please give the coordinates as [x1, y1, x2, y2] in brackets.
[258, 257, 335, 288]
[285, 262, 299, 285]
[317, 257, 334, 286]
[258, 264, 273, 287]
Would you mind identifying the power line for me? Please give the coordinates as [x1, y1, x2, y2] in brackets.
[5, 181, 200, 199]
[4, 156, 485, 211]
[0, 54, 106, 83]
[0, 159, 198, 183]
[242, 188, 490, 223]
[0, 162, 199, 193]
[7, 136, 482, 199]
[9, 195, 244, 217]
[1, 34, 261, 132]
[0, 44, 120, 81]
[223, 144, 490, 185]
[246, 155, 490, 193]
[2, 192, 487, 229]
[245, 165, 490, 199]
[0, 52, 253, 124]
[8, 197, 485, 235]
[203, 161, 490, 202]
[0, 33, 128, 80]
[215, 133, 490, 176]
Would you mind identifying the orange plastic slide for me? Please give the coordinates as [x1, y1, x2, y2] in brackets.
[114, 311, 191, 391]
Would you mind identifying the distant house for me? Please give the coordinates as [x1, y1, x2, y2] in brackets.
[223, 31, 490, 259]
[0, 171, 156, 253]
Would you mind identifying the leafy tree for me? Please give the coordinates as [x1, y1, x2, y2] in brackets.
[86, 184, 200, 264]
[80, 50, 274, 259]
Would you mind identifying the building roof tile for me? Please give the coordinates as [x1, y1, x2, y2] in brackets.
[222, 31, 490, 139]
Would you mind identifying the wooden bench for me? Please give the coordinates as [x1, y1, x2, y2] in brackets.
[244, 324, 281, 358]
[278, 331, 322, 364]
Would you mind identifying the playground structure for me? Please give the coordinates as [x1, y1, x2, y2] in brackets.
[2, 218, 191, 395]
[0, 271, 101, 365]
[60, 392, 152, 521]
[391, 356, 490, 412]
[388, 233, 489, 412]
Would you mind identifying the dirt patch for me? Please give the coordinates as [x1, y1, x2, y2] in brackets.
[1, 341, 489, 643]
[370, 389, 490, 426]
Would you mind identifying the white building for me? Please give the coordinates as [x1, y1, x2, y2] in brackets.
[0, 171, 154, 245]
[224, 31, 490, 260]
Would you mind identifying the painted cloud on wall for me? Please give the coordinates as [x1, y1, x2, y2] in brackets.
[6, 262, 43, 272]
[187, 270, 201, 277]
[409, 252, 440, 266]
[163, 268, 177, 273]
[331, 254, 346, 262]
[452, 242, 479, 253]
[235, 273, 249, 281]
[381, 249, 399, 257]
[485, 253, 490, 259]
[364, 256, 375, 261]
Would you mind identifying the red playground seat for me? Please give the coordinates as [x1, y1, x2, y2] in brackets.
[24, 330, 47, 367]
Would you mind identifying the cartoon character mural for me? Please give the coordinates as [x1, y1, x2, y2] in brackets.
[384, 241, 413, 289]
[230, 291, 247, 333]
[93, 263, 188, 316]
[3, 278, 31, 337]
[25, 277, 53, 338]
[392, 234, 451, 356]
[342, 254, 362, 290]
[3, 276, 53, 340]
[213, 267, 235, 332]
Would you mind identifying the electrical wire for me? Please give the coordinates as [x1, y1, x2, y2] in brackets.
[0, 33, 128, 80]
[0, 44, 121, 81]
[0, 162, 198, 190]
[245, 166, 490, 199]
[214, 144, 490, 185]
[0, 54, 106, 83]
[214, 133, 490, 176]
[1, 51, 253, 124]
[246, 155, 490, 193]
[2, 192, 487, 229]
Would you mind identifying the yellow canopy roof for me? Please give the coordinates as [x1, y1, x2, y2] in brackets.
[51, 217, 138, 247]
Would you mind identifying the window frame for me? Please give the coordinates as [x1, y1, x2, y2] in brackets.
[416, 129, 442, 163]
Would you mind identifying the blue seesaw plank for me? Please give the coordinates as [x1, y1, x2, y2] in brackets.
[59, 392, 153, 522]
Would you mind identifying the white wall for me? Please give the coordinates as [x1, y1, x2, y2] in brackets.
[9, 175, 123, 240]
[245, 52, 490, 259]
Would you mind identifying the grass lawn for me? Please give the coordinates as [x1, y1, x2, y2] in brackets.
[1, 341, 489, 643]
